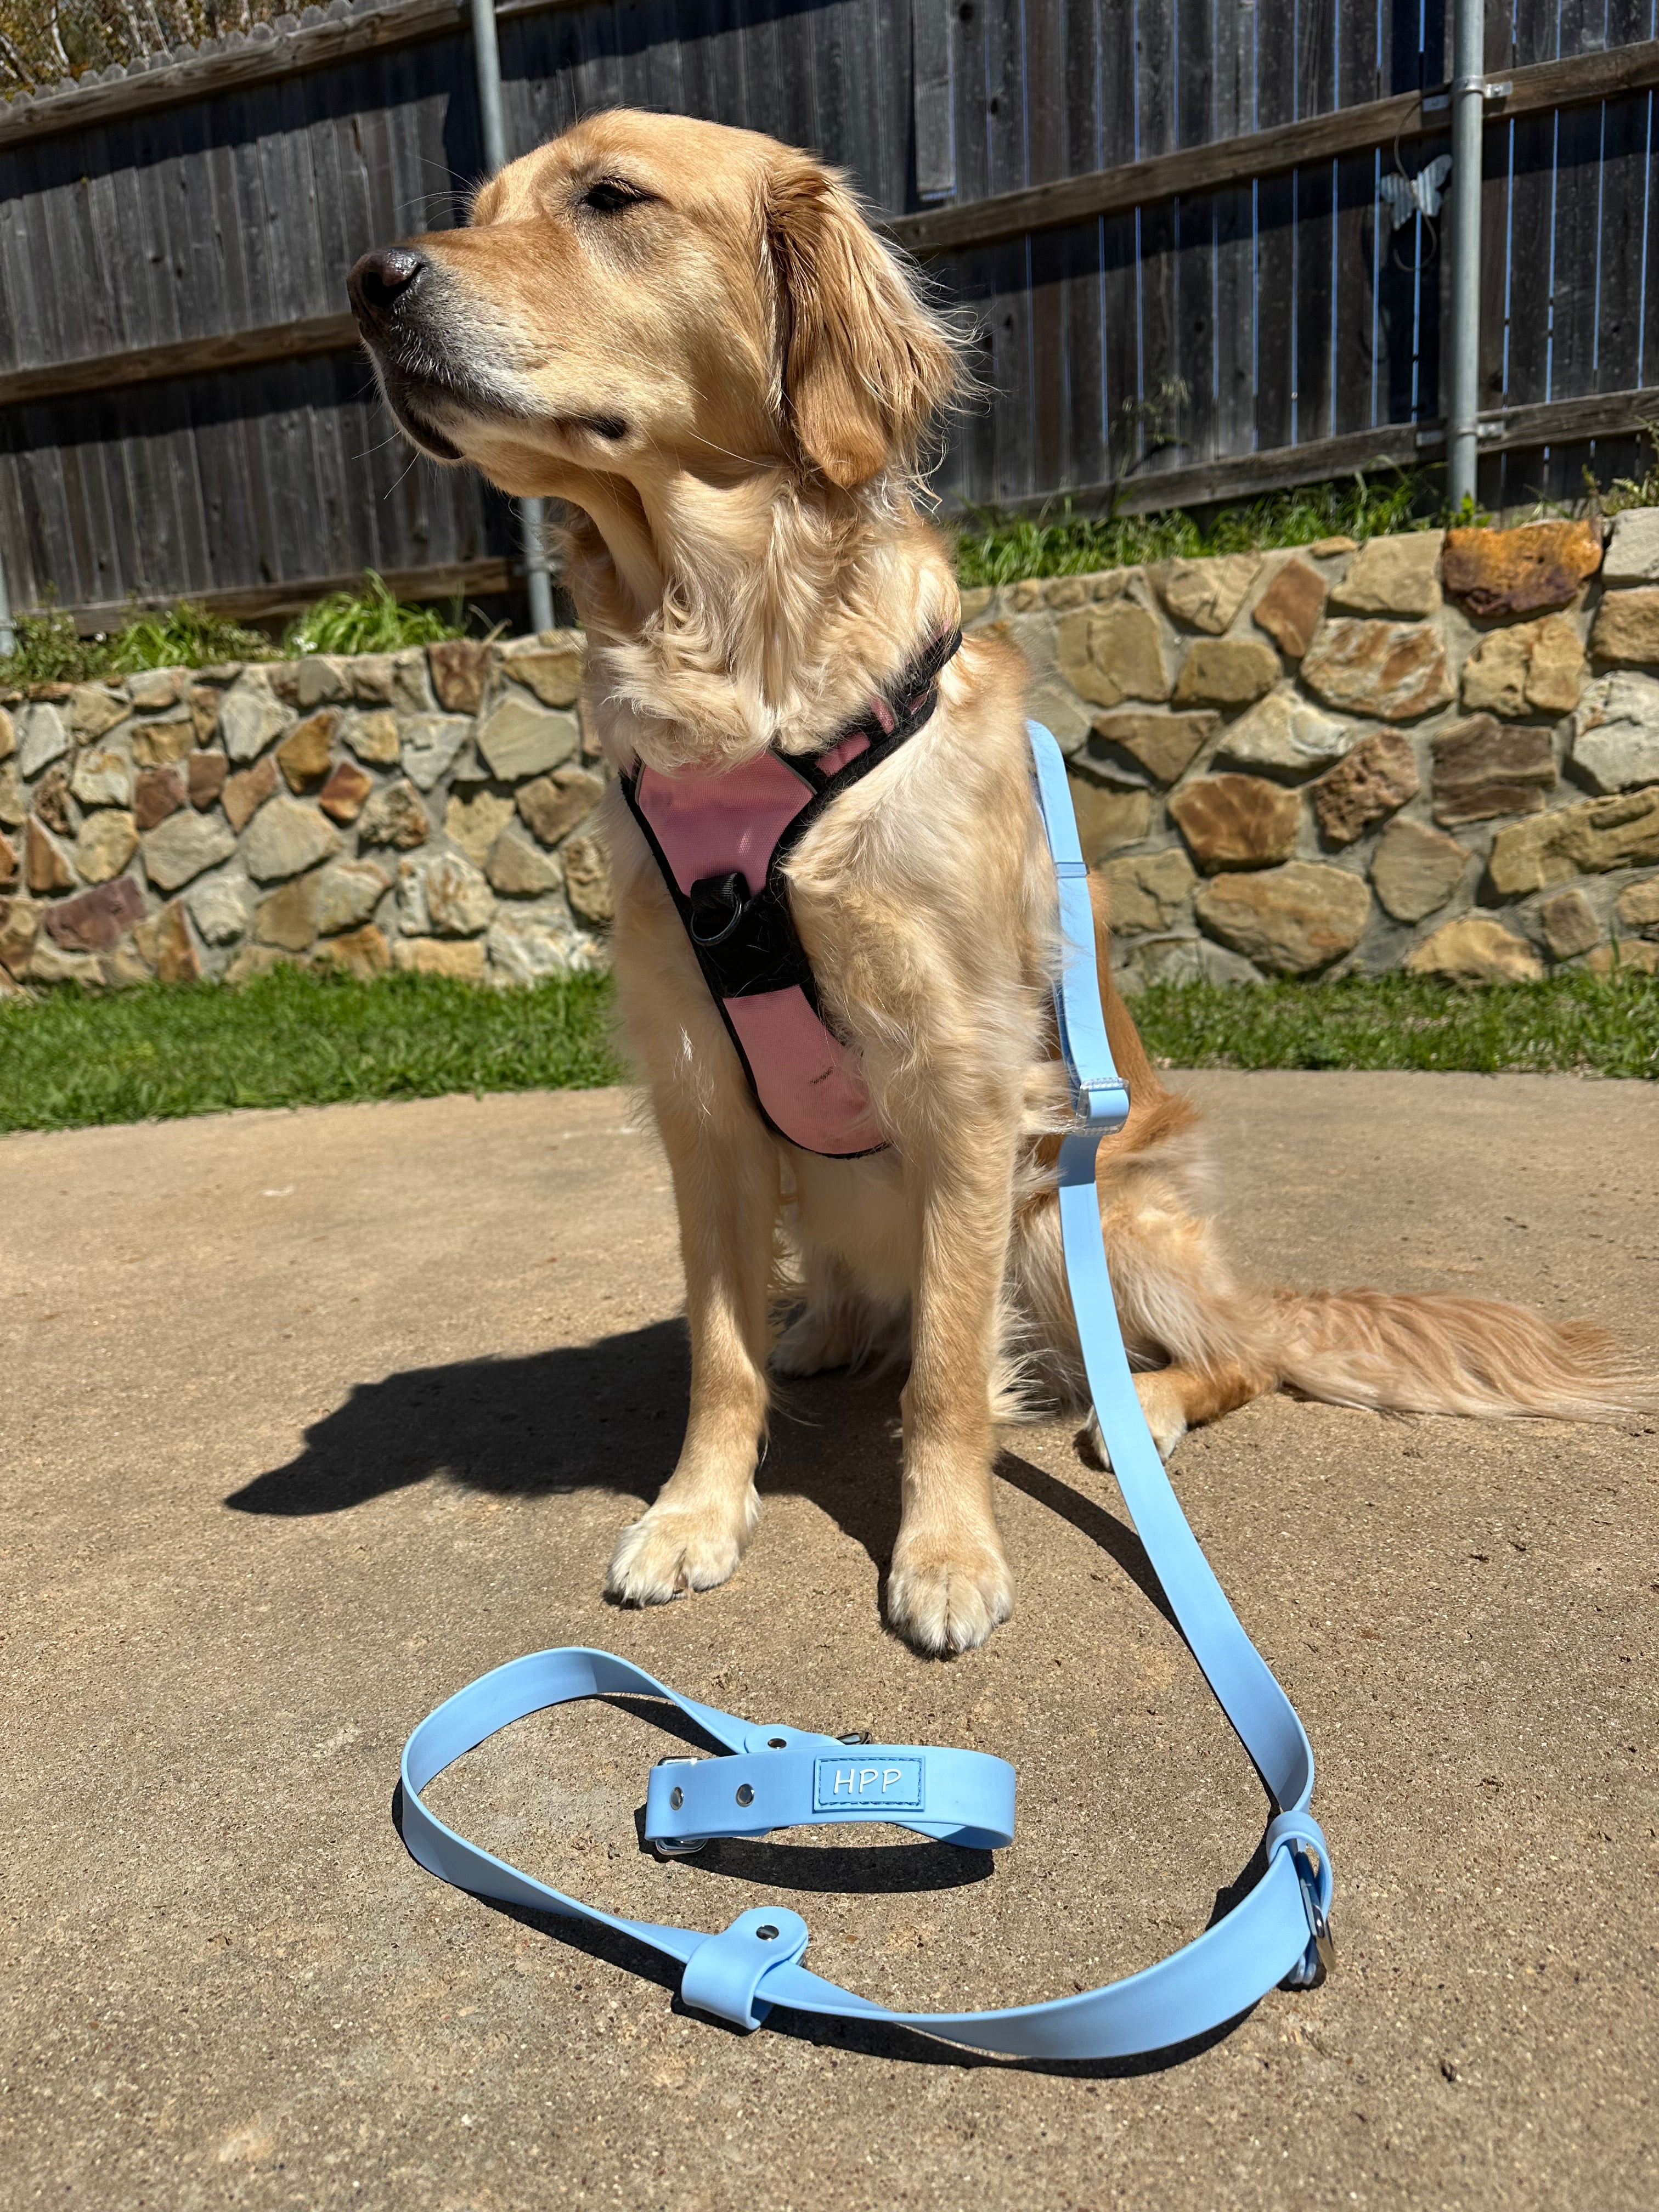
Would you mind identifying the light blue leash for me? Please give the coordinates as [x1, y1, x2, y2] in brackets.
[398, 721, 1334, 2059]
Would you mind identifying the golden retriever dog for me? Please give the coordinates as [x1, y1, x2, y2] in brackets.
[350, 109, 1647, 1655]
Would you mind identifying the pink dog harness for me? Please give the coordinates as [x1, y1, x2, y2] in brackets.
[622, 628, 962, 1156]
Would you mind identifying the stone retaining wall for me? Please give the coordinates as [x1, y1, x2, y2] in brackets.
[964, 510, 1659, 984]
[4, 512, 1659, 993]
[0, 633, 610, 990]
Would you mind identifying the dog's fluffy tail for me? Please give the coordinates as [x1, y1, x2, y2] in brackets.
[1262, 1286, 1656, 1423]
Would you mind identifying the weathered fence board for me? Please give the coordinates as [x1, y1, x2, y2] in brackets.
[5, 0, 1659, 623]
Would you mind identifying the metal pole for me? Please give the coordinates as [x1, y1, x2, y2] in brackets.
[469, 0, 556, 636]
[0, 531, 13, 659]
[1447, 0, 1485, 515]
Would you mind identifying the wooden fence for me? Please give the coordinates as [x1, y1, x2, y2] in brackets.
[3, 0, 1659, 627]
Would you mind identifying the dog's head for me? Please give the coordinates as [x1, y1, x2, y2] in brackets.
[348, 109, 961, 505]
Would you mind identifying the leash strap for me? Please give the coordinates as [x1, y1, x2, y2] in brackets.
[398, 721, 1333, 2058]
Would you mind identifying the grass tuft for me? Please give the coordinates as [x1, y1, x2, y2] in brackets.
[953, 472, 1433, 590]
[0, 966, 622, 1134]
[1130, 970, 1659, 1081]
[281, 572, 473, 657]
[0, 968, 1652, 1137]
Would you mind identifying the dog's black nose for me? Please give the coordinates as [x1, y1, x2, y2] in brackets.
[349, 247, 425, 325]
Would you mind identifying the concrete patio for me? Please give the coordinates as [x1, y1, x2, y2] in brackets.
[3, 1070, 1654, 2209]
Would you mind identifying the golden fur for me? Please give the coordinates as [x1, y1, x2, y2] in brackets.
[352, 109, 1653, 1655]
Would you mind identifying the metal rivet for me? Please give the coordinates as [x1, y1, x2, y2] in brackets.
[669, 1786, 684, 1810]
[735, 1783, 755, 1807]
[766, 1736, 787, 1749]
[755, 1924, 779, 1941]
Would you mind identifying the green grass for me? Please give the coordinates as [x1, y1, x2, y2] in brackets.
[953, 472, 1435, 589]
[0, 966, 622, 1133]
[1131, 971, 1659, 1080]
[0, 967, 1652, 1136]
[280, 571, 473, 657]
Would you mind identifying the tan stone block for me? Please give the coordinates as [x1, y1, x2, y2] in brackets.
[1309, 536, 1358, 557]
[25, 817, 73, 894]
[69, 684, 129, 741]
[188, 684, 228, 744]
[128, 668, 182, 710]
[427, 639, 490, 714]
[1587, 938, 1659, 973]
[498, 636, 584, 708]
[1194, 862, 1371, 974]
[99, 945, 154, 990]
[487, 823, 563, 898]
[1086, 710, 1216, 786]
[142, 809, 238, 893]
[1615, 876, 1659, 933]
[562, 832, 613, 924]
[444, 787, 516, 866]
[1169, 774, 1300, 871]
[133, 765, 185, 831]
[1250, 558, 1328, 658]
[1099, 848, 1198, 934]
[517, 768, 604, 848]
[1463, 617, 1588, 719]
[1538, 888, 1600, 960]
[0, 894, 42, 976]
[1369, 819, 1469, 923]
[1067, 779, 1151, 865]
[276, 709, 337, 792]
[347, 656, 398, 707]
[294, 656, 351, 709]
[1430, 716, 1555, 826]
[1158, 554, 1262, 634]
[223, 944, 299, 985]
[0, 763, 22, 828]
[1172, 637, 1279, 708]
[1404, 915, 1543, 983]
[392, 936, 487, 981]
[243, 797, 340, 884]
[477, 697, 580, 781]
[0, 707, 13, 763]
[311, 922, 390, 980]
[146, 898, 201, 984]
[1330, 531, 1443, 617]
[342, 709, 402, 766]
[1313, 732, 1420, 845]
[222, 755, 277, 833]
[74, 810, 139, 884]
[26, 938, 98, 988]
[70, 747, 133, 809]
[1442, 520, 1603, 618]
[1591, 586, 1659, 665]
[1057, 601, 1171, 707]
[254, 874, 323, 952]
[315, 859, 391, 936]
[0, 830, 13, 889]
[1214, 689, 1350, 777]
[1042, 577, 1089, 610]
[1301, 619, 1453, 721]
[131, 714, 195, 769]
[397, 850, 495, 937]
[1488, 788, 1659, 895]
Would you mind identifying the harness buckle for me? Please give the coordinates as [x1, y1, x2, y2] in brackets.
[650, 1755, 708, 1858]
[1290, 1858, 1336, 1988]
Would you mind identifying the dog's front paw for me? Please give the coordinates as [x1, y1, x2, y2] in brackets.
[886, 1536, 1013, 1656]
[606, 1494, 757, 1607]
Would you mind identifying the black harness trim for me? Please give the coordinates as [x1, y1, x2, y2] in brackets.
[620, 626, 963, 1155]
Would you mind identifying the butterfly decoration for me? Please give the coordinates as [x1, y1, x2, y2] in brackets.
[1379, 156, 1453, 232]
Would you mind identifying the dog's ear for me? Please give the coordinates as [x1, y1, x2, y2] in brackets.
[765, 157, 960, 489]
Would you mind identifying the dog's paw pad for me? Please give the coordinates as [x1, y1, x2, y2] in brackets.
[886, 1545, 1013, 1656]
[606, 1503, 752, 1607]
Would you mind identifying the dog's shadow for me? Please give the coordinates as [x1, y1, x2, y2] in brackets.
[225, 1317, 1172, 1624]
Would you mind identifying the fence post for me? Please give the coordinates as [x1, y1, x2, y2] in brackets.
[469, 0, 556, 636]
[1446, 0, 1485, 514]
[0, 534, 13, 657]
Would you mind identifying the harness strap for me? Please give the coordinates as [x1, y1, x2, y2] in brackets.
[619, 628, 962, 1158]
[398, 721, 1334, 2058]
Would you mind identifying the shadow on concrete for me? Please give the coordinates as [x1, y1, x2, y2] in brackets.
[224, 1322, 1173, 1629]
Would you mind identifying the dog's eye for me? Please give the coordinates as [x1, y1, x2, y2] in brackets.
[580, 179, 648, 215]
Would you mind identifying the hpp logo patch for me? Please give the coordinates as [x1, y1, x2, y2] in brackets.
[812, 1755, 925, 1812]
